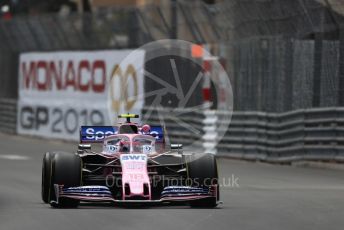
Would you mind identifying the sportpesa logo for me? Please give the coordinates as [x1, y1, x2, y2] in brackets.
[84, 127, 161, 141]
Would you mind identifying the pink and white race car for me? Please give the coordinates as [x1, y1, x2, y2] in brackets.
[41, 114, 219, 208]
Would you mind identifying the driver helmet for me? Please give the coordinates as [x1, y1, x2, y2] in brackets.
[119, 140, 130, 153]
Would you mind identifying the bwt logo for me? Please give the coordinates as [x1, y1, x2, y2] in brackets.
[121, 155, 147, 161]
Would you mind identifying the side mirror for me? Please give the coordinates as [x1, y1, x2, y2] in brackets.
[170, 144, 183, 150]
[78, 144, 91, 153]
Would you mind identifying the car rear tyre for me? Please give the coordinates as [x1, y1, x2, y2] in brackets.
[187, 153, 219, 208]
[50, 152, 82, 208]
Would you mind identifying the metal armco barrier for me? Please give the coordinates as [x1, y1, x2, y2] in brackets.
[1, 102, 343, 163]
[0, 98, 17, 134]
[142, 107, 344, 163]
[141, 107, 205, 148]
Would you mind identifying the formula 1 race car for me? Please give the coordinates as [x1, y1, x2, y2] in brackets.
[41, 114, 219, 208]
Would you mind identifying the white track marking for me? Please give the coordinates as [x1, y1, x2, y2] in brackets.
[0, 155, 30, 160]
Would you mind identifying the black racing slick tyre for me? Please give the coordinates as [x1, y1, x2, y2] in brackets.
[50, 152, 82, 208]
[187, 153, 219, 208]
[41, 152, 55, 203]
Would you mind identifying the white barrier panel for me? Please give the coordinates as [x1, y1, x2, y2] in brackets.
[17, 50, 145, 140]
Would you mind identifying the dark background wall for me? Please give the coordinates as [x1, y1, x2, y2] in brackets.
[0, 0, 344, 113]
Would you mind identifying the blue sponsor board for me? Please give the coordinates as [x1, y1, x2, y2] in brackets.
[80, 126, 164, 143]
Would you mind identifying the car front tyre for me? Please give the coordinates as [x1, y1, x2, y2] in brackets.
[187, 153, 219, 208]
[50, 152, 82, 208]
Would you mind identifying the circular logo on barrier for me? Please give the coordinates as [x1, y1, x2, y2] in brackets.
[109, 64, 138, 114]
[107, 39, 233, 153]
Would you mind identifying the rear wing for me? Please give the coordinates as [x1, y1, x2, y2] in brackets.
[80, 126, 164, 143]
